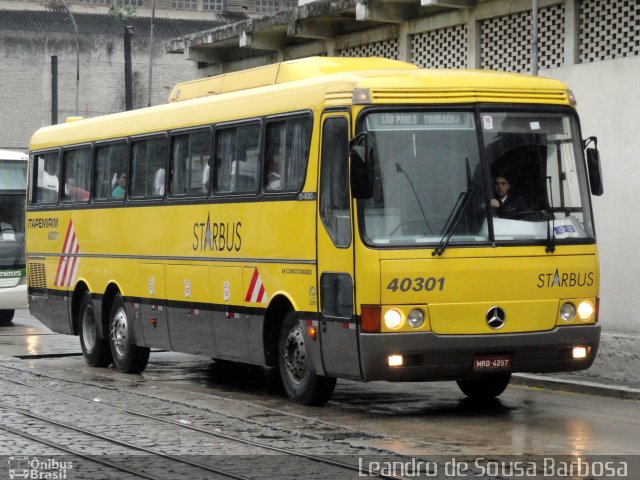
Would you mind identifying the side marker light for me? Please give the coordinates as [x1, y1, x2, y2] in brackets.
[308, 327, 317, 340]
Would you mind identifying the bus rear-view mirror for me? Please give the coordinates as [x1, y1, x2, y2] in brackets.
[350, 133, 373, 199]
[586, 148, 603, 196]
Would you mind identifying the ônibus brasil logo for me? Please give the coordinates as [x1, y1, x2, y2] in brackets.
[8, 456, 73, 479]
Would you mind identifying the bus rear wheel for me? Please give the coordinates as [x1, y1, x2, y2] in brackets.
[278, 311, 335, 405]
[79, 292, 112, 367]
[0, 309, 14, 325]
[456, 373, 511, 400]
[109, 294, 149, 374]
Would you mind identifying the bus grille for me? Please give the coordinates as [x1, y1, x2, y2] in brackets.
[28, 262, 47, 289]
[370, 88, 569, 104]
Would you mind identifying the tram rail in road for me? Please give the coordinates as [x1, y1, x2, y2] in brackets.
[3, 308, 640, 479]
[0, 363, 415, 480]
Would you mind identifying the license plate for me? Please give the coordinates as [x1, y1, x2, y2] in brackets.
[473, 354, 512, 371]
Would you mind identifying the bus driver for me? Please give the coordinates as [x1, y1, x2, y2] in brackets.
[490, 173, 527, 219]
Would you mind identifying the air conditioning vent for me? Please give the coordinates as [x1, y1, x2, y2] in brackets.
[28, 262, 46, 289]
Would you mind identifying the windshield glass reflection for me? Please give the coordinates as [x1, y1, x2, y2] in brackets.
[358, 108, 594, 248]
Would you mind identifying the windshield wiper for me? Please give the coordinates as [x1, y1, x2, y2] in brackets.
[545, 176, 556, 253]
[433, 158, 473, 256]
[433, 189, 473, 256]
[14, 235, 25, 268]
[395, 163, 433, 235]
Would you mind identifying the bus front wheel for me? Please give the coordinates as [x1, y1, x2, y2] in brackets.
[79, 292, 111, 367]
[108, 294, 149, 374]
[456, 373, 511, 400]
[278, 311, 336, 405]
[0, 310, 14, 325]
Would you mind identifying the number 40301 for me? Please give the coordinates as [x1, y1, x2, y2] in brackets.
[386, 277, 445, 292]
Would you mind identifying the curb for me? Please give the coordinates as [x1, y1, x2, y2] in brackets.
[511, 373, 640, 400]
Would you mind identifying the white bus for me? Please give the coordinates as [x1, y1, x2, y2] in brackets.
[0, 149, 28, 324]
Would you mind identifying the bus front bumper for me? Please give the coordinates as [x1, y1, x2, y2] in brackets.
[0, 284, 27, 310]
[359, 325, 600, 382]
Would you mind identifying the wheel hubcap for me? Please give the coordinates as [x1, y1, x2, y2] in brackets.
[111, 307, 129, 358]
[284, 327, 307, 384]
[81, 306, 97, 351]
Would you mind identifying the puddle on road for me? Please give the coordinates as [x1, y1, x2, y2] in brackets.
[1, 312, 82, 358]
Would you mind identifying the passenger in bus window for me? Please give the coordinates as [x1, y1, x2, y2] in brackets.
[491, 173, 527, 219]
[112, 171, 126, 199]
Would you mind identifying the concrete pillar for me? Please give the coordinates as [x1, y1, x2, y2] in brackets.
[465, 9, 481, 69]
[564, 0, 580, 66]
[325, 38, 336, 57]
[398, 23, 411, 62]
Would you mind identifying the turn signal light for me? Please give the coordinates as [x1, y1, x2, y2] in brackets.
[361, 305, 381, 333]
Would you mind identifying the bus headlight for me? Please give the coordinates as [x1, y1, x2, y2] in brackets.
[577, 301, 594, 320]
[383, 309, 403, 330]
[407, 309, 425, 328]
[560, 302, 576, 322]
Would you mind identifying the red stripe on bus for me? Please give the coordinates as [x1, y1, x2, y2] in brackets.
[257, 283, 266, 302]
[58, 233, 76, 287]
[66, 241, 80, 287]
[54, 222, 74, 285]
[245, 268, 259, 302]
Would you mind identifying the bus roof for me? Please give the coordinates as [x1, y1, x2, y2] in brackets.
[0, 149, 28, 161]
[168, 56, 417, 102]
[29, 57, 572, 150]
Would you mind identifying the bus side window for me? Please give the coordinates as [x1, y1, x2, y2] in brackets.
[130, 136, 168, 199]
[94, 141, 127, 201]
[264, 115, 312, 193]
[30, 151, 60, 205]
[213, 122, 260, 194]
[62, 146, 91, 203]
[320, 117, 351, 247]
[170, 129, 210, 197]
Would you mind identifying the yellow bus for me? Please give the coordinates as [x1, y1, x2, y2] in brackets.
[26, 57, 603, 405]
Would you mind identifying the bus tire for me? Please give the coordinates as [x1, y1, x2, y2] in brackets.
[456, 373, 511, 400]
[108, 294, 149, 374]
[79, 292, 111, 367]
[0, 309, 14, 325]
[278, 311, 336, 405]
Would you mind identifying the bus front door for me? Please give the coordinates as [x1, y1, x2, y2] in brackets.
[316, 113, 361, 379]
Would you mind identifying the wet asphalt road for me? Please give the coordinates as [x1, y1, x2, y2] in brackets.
[2, 309, 639, 460]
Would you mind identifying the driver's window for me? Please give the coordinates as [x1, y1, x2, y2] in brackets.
[319, 117, 351, 248]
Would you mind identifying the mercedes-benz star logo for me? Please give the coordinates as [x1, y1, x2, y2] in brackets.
[486, 306, 506, 329]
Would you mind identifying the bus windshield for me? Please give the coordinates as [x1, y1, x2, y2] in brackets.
[0, 159, 27, 268]
[359, 108, 595, 247]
